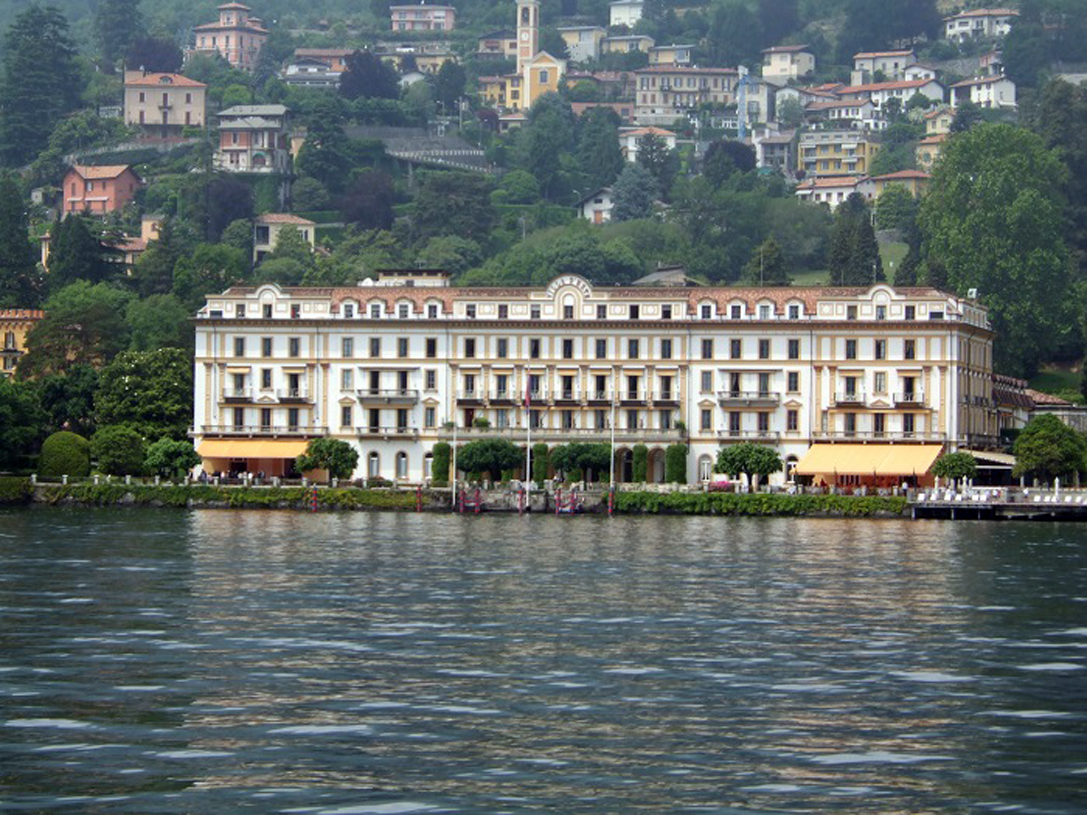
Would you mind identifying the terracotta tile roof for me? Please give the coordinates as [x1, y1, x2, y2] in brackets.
[919, 134, 948, 145]
[796, 175, 869, 189]
[1025, 388, 1071, 406]
[762, 44, 810, 53]
[853, 49, 915, 59]
[255, 213, 317, 225]
[870, 170, 931, 181]
[923, 106, 952, 118]
[623, 126, 676, 137]
[945, 7, 1018, 19]
[805, 99, 872, 110]
[68, 165, 135, 180]
[125, 72, 207, 88]
[840, 79, 938, 94]
[952, 75, 1010, 88]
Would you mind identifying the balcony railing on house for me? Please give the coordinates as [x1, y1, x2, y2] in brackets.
[716, 390, 781, 407]
[222, 388, 252, 402]
[276, 388, 312, 403]
[437, 426, 687, 444]
[356, 426, 420, 439]
[811, 430, 947, 443]
[893, 391, 926, 406]
[832, 391, 867, 406]
[197, 425, 328, 438]
[356, 388, 419, 404]
[717, 429, 781, 442]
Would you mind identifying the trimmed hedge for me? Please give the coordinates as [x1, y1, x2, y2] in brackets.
[0, 477, 32, 504]
[614, 491, 909, 517]
[36, 484, 419, 510]
[39, 432, 91, 478]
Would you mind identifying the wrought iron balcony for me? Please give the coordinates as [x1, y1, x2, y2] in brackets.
[356, 426, 420, 439]
[198, 425, 328, 438]
[716, 390, 780, 407]
[356, 388, 419, 404]
[277, 388, 312, 403]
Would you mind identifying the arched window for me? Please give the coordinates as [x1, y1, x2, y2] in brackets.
[424, 452, 433, 479]
[368, 451, 380, 478]
[396, 452, 408, 479]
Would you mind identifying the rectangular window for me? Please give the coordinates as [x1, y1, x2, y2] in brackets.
[595, 339, 607, 359]
[597, 304, 607, 319]
[425, 369, 436, 390]
[499, 304, 509, 319]
[343, 303, 357, 320]
[758, 339, 770, 360]
[788, 304, 800, 320]
[875, 372, 886, 392]
[628, 339, 640, 359]
[787, 409, 798, 431]
[465, 338, 476, 358]
[699, 370, 712, 392]
[757, 412, 770, 433]
[398, 337, 409, 358]
[261, 369, 272, 389]
[904, 339, 916, 360]
[428, 304, 439, 319]
[234, 337, 246, 356]
[630, 305, 640, 319]
[562, 338, 574, 359]
[730, 305, 742, 319]
[701, 339, 713, 359]
[758, 372, 770, 397]
[260, 408, 272, 431]
[288, 337, 300, 358]
[233, 407, 244, 429]
[662, 305, 672, 319]
[701, 304, 712, 319]
[903, 413, 916, 434]
[396, 409, 408, 431]
[341, 405, 353, 427]
[787, 371, 799, 392]
[904, 305, 916, 320]
[661, 339, 672, 359]
[425, 407, 436, 428]
[627, 409, 639, 430]
[531, 305, 541, 320]
[563, 304, 574, 319]
[260, 337, 272, 357]
[497, 338, 508, 358]
[342, 337, 354, 357]
[729, 412, 741, 434]
[876, 305, 887, 320]
[264, 304, 273, 319]
[370, 337, 381, 358]
[845, 339, 857, 360]
[370, 303, 381, 318]
[787, 339, 800, 360]
[847, 305, 858, 320]
[341, 369, 353, 389]
[466, 304, 476, 319]
[730, 339, 742, 359]
[235, 303, 246, 318]
[426, 337, 437, 358]
[875, 339, 887, 360]
[530, 339, 541, 359]
[844, 412, 857, 436]
[700, 408, 712, 431]
[758, 304, 771, 320]
[874, 413, 886, 436]
[291, 304, 301, 319]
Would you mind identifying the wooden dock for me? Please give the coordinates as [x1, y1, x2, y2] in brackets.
[911, 491, 1087, 521]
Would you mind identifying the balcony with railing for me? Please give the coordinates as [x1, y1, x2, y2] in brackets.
[356, 388, 420, 405]
[652, 390, 680, 406]
[716, 390, 780, 407]
[893, 391, 926, 407]
[222, 388, 252, 402]
[618, 389, 649, 406]
[811, 430, 947, 442]
[276, 387, 312, 403]
[832, 390, 867, 406]
[717, 429, 781, 443]
[356, 426, 420, 439]
[197, 424, 328, 438]
[437, 426, 687, 444]
[553, 388, 581, 405]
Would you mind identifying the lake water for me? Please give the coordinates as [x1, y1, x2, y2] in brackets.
[1, 509, 1086, 814]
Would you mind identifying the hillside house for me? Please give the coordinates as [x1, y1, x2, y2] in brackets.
[215, 105, 291, 173]
[390, 4, 456, 31]
[0, 309, 42, 378]
[253, 214, 317, 264]
[123, 71, 207, 137]
[944, 8, 1018, 42]
[761, 45, 815, 83]
[191, 2, 268, 71]
[62, 165, 141, 216]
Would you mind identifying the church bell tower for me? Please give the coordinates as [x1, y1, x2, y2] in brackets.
[516, 0, 540, 74]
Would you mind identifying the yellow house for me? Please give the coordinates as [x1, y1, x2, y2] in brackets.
[1, 309, 43, 378]
[916, 133, 948, 171]
[648, 44, 694, 67]
[798, 130, 881, 178]
[522, 52, 564, 109]
[924, 106, 954, 136]
[602, 34, 654, 55]
[870, 170, 931, 199]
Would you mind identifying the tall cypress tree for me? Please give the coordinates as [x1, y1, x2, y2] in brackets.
[95, 0, 144, 68]
[577, 107, 624, 191]
[0, 6, 84, 167]
[47, 215, 112, 293]
[828, 193, 882, 285]
[0, 176, 40, 306]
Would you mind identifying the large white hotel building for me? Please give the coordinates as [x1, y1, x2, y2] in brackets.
[192, 271, 999, 486]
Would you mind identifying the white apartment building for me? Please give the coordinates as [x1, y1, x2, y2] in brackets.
[944, 8, 1018, 42]
[951, 75, 1017, 109]
[634, 66, 738, 125]
[192, 274, 997, 487]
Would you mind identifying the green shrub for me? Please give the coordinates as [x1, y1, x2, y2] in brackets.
[665, 443, 687, 484]
[0, 476, 32, 504]
[145, 438, 202, 479]
[532, 442, 549, 483]
[38, 431, 91, 478]
[632, 444, 648, 483]
[431, 442, 451, 486]
[91, 425, 147, 476]
[614, 491, 908, 517]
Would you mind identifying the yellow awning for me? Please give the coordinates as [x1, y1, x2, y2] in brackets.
[197, 439, 311, 460]
[795, 444, 943, 476]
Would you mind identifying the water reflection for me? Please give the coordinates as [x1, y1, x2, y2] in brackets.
[1, 509, 1085, 812]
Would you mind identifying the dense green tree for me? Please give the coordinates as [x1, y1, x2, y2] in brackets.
[145, 438, 201, 480]
[0, 377, 45, 469]
[498, 170, 541, 204]
[431, 441, 451, 485]
[172, 244, 249, 311]
[742, 238, 790, 286]
[919, 124, 1074, 376]
[91, 425, 146, 476]
[36, 364, 97, 437]
[932, 451, 978, 484]
[95, 348, 192, 440]
[0, 176, 39, 307]
[611, 162, 658, 222]
[47, 215, 114, 292]
[127, 294, 193, 352]
[1012, 414, 1087, 482]
[338, 170, 395, 231]
[703, 139, 757, 187]
[206, 177, 254, 242]
[434, 60, 466, 113]
[894, 220, 922, 286]
[531, 442, 549, 484]
[636, 134, 678, 198]
[134, 219, 185, 297]
[632, 443, 648, 482]
[758, 0, 799, 48]
[951, 101, 984, 133]
[576, 107, 624, 191]
[126, 35, 183, 73]
[19, 282, 132, 377]
[868, 120, 921, 175]
[549, 443, 611, 482]
[1035, 80, 1087, 274]
[340, 50, 399, 100]
[1003, 19, 1049, 89]
[707, 1, 762, 67]
[458, 437, 525, 481]
[292, 177, 331, 211]
[296, 103, 354, 194]
[413, 172, 496, 243]
[837, 0, 941, 62]
[415, 236, 482, 276]
[875, 184, 919, 232]
[665, 443, 687, 484]
[715, 443, 782, 486]
[0, 5, 84, 166]
[523, 106, 574, 200]
[95, 0, 143, 67]
[828, 193, 883, 285]
[776, 96, 804, 129]
[296, 437, 359, 480]
[38, 430, 90, 478]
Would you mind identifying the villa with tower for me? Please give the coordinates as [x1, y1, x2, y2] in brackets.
[477, 0, 566, 113]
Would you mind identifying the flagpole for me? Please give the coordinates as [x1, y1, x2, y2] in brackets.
[525, 366, 532, 494]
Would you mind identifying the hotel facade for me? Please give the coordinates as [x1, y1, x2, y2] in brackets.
[192, 274, 997, 486]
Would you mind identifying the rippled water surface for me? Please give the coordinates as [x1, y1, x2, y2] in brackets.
[2, 509, 1086, 813]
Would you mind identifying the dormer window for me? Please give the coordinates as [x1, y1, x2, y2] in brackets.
[370, 303, 381, 318]
[788, 304, 800, 320]
[399, 303, 410, 318]
[466, 304, 477, 319]
[700, 304, 712, 319]
[427, 304, 438, 319]
[730, 304, 742, 319]
[758, 304, 771, 320]
[344, 303, 355, 319]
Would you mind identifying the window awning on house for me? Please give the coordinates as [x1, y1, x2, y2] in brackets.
[967, 449, 1016, 469]
[795, 444, 943, 477]
[197, 440, 310, 460]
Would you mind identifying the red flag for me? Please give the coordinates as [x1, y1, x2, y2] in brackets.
[524, 381, 531, 409]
